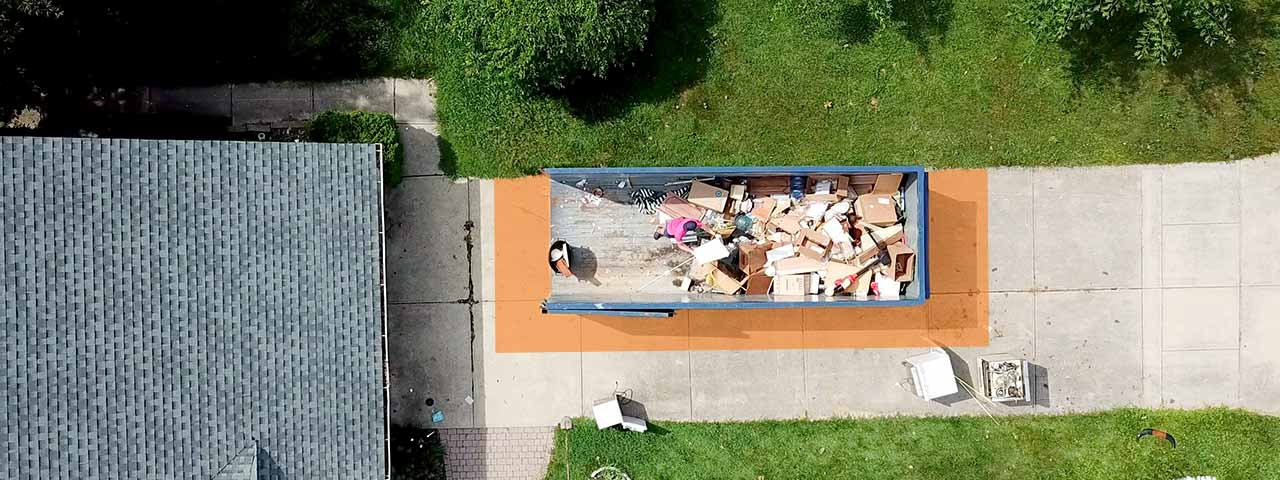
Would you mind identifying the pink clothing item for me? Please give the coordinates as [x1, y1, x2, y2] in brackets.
[665, 217, 702, 239]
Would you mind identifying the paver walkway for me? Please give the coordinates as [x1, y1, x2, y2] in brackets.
[438, 428, 556, 480]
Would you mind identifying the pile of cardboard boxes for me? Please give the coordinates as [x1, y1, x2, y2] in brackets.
[656, 173, 916, 299]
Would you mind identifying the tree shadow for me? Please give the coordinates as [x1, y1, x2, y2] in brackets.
[560, 0, 720, 123]
[834, 2, 879, 45]
[1058, 13, 1144, 94]
[1166, 2, 1279, 114]
[1061, 3, 1278, 108]
[830, 0, 954, 56]
[893, 0, 956, 57]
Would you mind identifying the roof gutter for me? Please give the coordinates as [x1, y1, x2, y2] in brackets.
[375, 143, 392, 480]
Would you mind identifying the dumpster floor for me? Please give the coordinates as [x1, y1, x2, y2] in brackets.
[550, 177, 692, 296]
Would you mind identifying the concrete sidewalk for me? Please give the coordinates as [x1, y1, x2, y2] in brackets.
[147, 79, 442, 176]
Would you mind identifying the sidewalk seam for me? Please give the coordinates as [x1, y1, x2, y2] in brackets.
[1237, 162, 1244, 405]
[1139, 168, 1146, 408]
[1161, 346, 1240, 352]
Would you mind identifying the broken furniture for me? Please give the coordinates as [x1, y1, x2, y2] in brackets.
[978, 354, 1033, 403]
[904, 349, 959, 401]
[592, 396, 648, 433]
[544, 167, 929, 317]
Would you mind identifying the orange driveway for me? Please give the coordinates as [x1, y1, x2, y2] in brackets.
[493, 170, 989, 352]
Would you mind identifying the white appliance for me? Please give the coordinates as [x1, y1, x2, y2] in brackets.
[904, 349, 958, 400]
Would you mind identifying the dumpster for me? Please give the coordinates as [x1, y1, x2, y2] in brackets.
[543, 166, 929, 317]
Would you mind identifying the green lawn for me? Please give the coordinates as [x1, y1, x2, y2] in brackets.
[434, 0, 1280, 177]
[544, 408, 1280, 479]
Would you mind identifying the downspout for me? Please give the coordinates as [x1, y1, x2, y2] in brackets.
[375, 143, 392, 480]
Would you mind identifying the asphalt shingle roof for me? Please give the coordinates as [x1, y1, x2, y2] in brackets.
[1, 137, 387, 480]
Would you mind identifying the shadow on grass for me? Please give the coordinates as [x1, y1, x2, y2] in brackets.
[438, 135, 459, 177]
[893, 0, 956, 56]
[1167, 2, 1279, 113]
[1060, 3, 1278, 111]
[560, 0, 720, 123]
[835, 2, 879, 45]
[832, 0, 955, 56]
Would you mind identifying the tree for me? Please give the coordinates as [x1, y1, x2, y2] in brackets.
[1022, 0, 1235, 64]
[1, 0, 63, 122]
[439, 0, 656, 90]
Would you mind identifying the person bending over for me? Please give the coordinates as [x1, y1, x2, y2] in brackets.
[654, 217, 705, 254]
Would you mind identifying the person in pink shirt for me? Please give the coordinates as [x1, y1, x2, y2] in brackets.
[654, 217, 705, 254]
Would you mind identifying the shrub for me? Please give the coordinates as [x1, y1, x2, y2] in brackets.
[1022, 0, 1235, 64]
[867, 0, 894, 28]
[307, 111, 404, 187]
[439, 0, 656, 90]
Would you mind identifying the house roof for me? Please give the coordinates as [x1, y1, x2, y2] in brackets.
[1, 137, 387, 480]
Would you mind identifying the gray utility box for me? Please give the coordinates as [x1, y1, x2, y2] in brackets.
[979, 354, 1033, 403]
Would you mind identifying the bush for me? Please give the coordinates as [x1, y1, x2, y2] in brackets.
[1022, 0, 1235, 64]
[439, 0, 656, 90]
[307, 111, 404, 187]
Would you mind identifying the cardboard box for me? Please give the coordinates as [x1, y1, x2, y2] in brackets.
[773, 256, 826, 275]
[765, 243, 796, 265]
[811, 175, 851, 198]
[806, 194, 841, 203]
[775, 213, 805, 234]
[851, 174, 879, 195]
[799, 228, 832, 248]
[658, 195, 704, 219]
[797, 229, 831, 260]
[798, 244, 827, 261]
[689, 181, 730, 213]
[873, 173, 903, 194]
[709, 266, 744, 294]
[825, 261, 865, 296]
[771, 195, 792, 215]
[813, 178, 833, 195]
[855, 224, 904, 264]
[748, 177, 790, 196]
[886, 242, 916, 282]
[854, 193, 898, 226]
[750, 197, 777, 221]
[853, 270, 873, 298]
[729, 184, 747, 201]
[739, 242, 770, 275]
[772, 274, 810, 296]
[825, 261, 860, 286]
[744, 273, 773, 295]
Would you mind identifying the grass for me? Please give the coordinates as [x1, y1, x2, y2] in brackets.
[544, 408, 1280, 479]
[434, 0, 1280, 177]
[307, 111, 404, 186]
